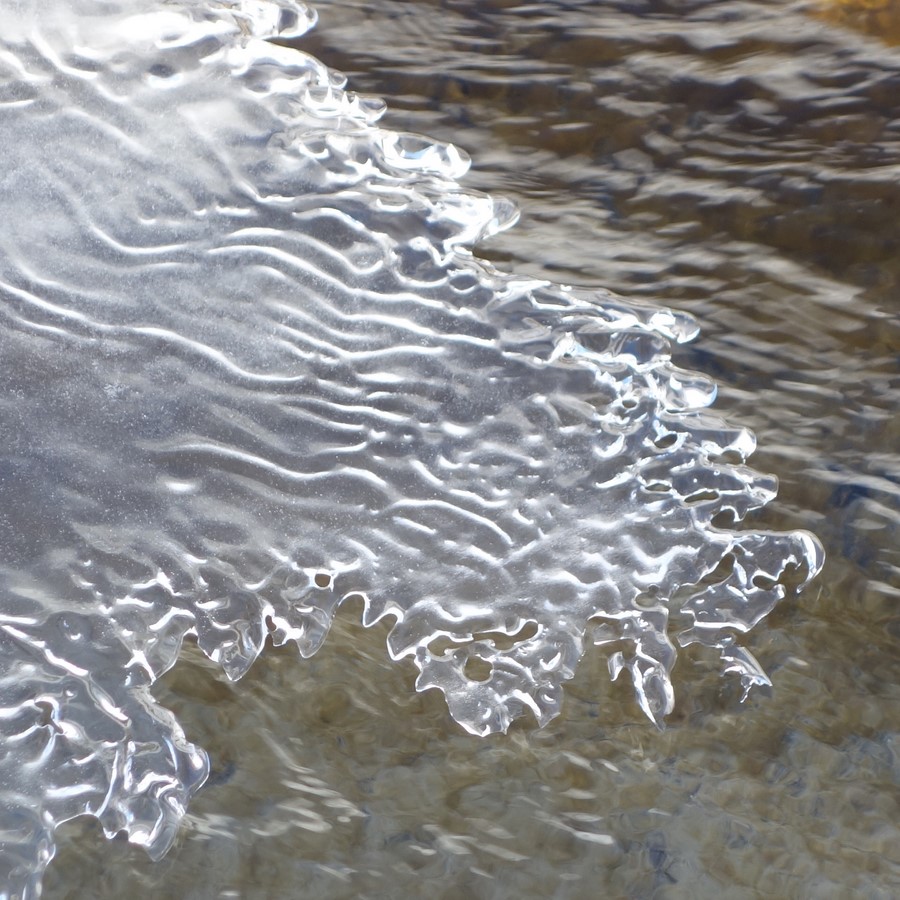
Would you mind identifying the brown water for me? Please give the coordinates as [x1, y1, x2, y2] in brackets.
[44, 1, 898, 897]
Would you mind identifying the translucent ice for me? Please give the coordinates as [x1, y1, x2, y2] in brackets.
[0, 0, 823, 895]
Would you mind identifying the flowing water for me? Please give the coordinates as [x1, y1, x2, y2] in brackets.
[0, 0, 896, 897]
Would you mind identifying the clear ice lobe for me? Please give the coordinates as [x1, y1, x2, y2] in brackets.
[0, 0, 823, 895]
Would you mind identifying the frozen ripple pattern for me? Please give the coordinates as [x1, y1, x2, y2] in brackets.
[0, 0, 823, 895]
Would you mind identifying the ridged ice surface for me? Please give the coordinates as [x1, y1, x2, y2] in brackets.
[0, 1, 823, 896]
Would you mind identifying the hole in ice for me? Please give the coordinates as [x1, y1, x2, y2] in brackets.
[427, 636, 461, 658]
[463, 656, 492, 683]
[698, 553, 736, 587]
[685, 489, 720, 504]
[671, 553, 737, 609]
[34, 700, 62, 734]
[472, 621, 539, 650]
[711, 509, 739, 528]
[427, 621, 540, 657]
[634, 590, 662, 609]
[752, 574, 778, 591]
[314, 572, 333, 589]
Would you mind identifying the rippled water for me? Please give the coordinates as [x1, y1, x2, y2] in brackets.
[1, 0, 896, 897]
